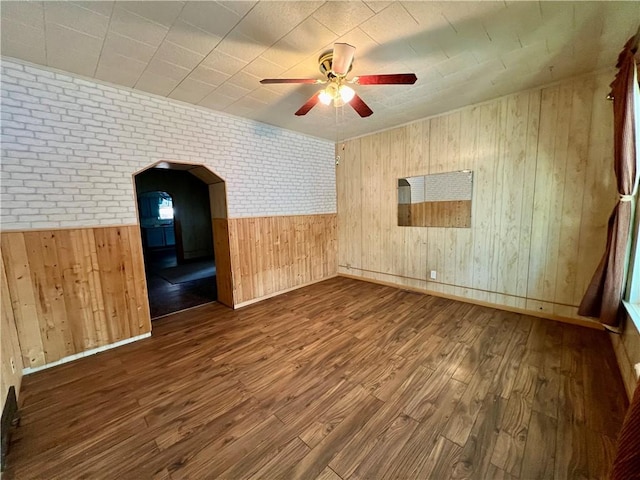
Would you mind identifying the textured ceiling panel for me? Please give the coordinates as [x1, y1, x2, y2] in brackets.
[313, 1, 375, 37]
[109, 6, 169, 46]
[1, 1, 638, 141]
[119, 1, 184, 27]
[178, 1, 239, 37]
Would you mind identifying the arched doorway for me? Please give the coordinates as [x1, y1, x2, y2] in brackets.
[133, 161, 233, 318]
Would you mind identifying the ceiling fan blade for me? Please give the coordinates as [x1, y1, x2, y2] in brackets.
[260, 78, 323, 84]
[349, 93, 373, 117]
[295, 92, 321, 116]
[332, 43, 356, 76]
[353, 73, 417, 85]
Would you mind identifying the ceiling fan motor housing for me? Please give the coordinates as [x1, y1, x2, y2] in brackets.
[318, 51, 352, 79]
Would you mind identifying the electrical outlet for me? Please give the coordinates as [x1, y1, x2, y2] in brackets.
[430, 270, 437, 280]
[10, 357, 16, 374]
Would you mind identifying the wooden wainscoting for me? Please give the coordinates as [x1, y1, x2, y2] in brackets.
[228, 214, 337, 306]
[1, 225, 151, 369]
[212, 218, 234, 308]
[337, 70, 616, 322]
[1, 253, 23, 411]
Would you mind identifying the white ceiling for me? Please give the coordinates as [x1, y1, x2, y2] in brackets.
[2, 1, 638, 141]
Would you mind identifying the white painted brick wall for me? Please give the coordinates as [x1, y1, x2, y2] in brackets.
[405, 171, 472, 203]
[407, 176, 425, 203]
[424, 171, 473, 202]
[1, 59, 336, 230]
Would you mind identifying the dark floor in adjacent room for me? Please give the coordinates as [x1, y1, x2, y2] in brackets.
[143, 247, 217, 318]
[5, 277, 628, 479]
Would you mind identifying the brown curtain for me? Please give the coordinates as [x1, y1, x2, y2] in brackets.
[578, 34, 639, 327]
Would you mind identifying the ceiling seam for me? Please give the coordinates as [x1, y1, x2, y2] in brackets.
[131, 2, 188, 89]
[215, 1, 333, 112]
[41, 1, 48, 66]
[165, 1, 260, 98]
[92, 1, 116, 78]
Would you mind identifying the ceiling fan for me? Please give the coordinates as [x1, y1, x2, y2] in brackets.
[260, 43, 417, 118]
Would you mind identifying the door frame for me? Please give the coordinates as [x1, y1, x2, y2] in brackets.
[132, 160, 234, 308]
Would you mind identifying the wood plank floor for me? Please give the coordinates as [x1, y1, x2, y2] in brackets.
[5, 277, 628, 479]
[143, 248, 217, 318]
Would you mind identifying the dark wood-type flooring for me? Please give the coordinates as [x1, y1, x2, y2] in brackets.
[143, 248, 217, 318]
[6, 277, 628, 479]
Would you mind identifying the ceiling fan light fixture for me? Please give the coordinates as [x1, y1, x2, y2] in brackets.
[318, 89, 332, 105]
[339, 85, 355, 103]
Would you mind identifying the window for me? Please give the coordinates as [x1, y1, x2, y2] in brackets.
[625, 211, 640, 326]
[158, 196, 174, 220]
[623, 67, 640, 326]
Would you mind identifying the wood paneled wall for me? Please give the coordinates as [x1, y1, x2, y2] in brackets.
[229, 214, 337, 306]
[209, 180, 234, 308]
[1, 253, 23, 411]
[212, 219, 234, 308]
[337, 70, 616, 323]
[1, 225, 151, 369]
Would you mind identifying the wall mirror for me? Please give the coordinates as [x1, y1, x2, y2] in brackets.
[398, 170, 473, 227]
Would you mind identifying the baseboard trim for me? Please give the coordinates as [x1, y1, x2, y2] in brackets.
[22, 332, 152, 375]
[338, 273, 604, 331]
[234, 274, 338, 309]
